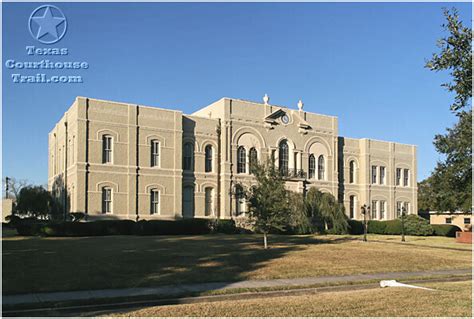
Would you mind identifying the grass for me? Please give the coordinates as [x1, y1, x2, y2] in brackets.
[113, 280, 472, 317]
[2, 233, 471, 295]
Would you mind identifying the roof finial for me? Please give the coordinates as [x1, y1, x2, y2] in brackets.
[298, 99, 304, 111]
[263, 93, 270, 105]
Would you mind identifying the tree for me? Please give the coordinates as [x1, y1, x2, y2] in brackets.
[2, 177, 30, 201]
[247, 160, 290, 249]
[425, 8, 472, 113]
[421, 8, 472, 212]
[15, 186, 61, 219]
[305, 188, 348, 234]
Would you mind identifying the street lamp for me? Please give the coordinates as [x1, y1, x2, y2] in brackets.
[401, 205, 407, 242]
[361, 204, 370, 242]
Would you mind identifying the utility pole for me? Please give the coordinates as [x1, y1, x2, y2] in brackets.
[5, 177, 10, 199]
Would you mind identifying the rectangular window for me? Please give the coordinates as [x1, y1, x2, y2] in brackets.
[102, 136, 113, 164]
[403, 169, 409, 186]
[371, 200, 378, 219]
[102, 188, 112, 214]
[379, 166, 386, 185]
[379, 201, 386, 220]
[371, 166, 377, 184]
[404, 202, 410, 214]
[150, 190, 159, 215]
[151, 140, 160, 167]
[396, 201, 402, 217]
[396, 168, 401, 186]
[445, 217, 452, 224]
[464, 218, 470, 224]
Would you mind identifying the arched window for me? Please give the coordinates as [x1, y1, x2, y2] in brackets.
[235, 185, 245, 215]
[205, 145, 213, 172]
[183, 143, 194, 171]
[102, 187, 112, 214]
[279, 140, 289, 176]
[237, 146, 246, 174]
[349, 195, 356, 219]
[204, 187, 214, 216]
[308, 154, 316, 179]
[151, 140, 160, 167]
[349, 160, 355, 184]
[150, 189, 160, 215]
[317, 155, 325, 180]
[102, 135, 113, 164]
[249, 147, 258, 174]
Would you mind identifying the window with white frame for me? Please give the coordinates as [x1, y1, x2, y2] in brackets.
[150, 189, 160, 215]
[403, 169, 409, 186]
[237, 146, 246, 174]
[317, 155, 325, 180]
[102, 135, 113, 164]
[349, 160, 355, 184]
[371, 166, 377, 184]
[396, 168, 402, 186]
[396, 201, 402, 217]
[205, 145, 213, 173]
[102, 187, 112, 214]
[380, 200, 386, 219]
[371, 200, 378, 219]
[151, 140, 160, 167]
[379, 166, 386, 185]
[204, 187, 214, 216]
[403, 202, 410, 214]
[308, 154, 316, 179]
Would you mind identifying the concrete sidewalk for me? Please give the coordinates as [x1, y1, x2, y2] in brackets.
[3, 268, 471, 306]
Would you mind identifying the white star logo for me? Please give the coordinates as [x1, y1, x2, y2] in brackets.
[29, 5, 67, 44]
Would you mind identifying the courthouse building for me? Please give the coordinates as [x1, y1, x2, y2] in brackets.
[48, 95, 417, 221]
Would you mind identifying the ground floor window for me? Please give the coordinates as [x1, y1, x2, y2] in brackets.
[204, 187, 214, 216]
[150, 189, 160, 215]
[349, 195, 356, 219]
[445, 217, 452, 224]
[236, 185, 246, 216]
[464, 218, 471, 224]
[379, 201, 386, 220]
[371, 200, 378, 219]
[102, 187, 112, 214]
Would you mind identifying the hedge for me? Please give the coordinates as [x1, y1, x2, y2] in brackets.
[15, 218, 237, 237]
[367, 220, 387, 234]
[348, 220, 364, 235]
[432, 224, 461, 237]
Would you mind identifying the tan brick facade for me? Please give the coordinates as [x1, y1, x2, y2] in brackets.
[48, 96, 417, 221]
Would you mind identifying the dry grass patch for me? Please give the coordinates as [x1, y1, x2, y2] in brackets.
[115, 280, 472, 317]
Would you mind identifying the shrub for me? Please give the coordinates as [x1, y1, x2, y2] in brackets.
[348, 219, 364, 235]
[368, 220, 387, 234]
[432, 224, 461, 237]
[208, 219, 238, 234]
[95, 220, 135, 235]
[384, 219, 402, 235]
[404, 215, 433, 236]
[15, 218, 47, 236]
[133, 218, 212, 236]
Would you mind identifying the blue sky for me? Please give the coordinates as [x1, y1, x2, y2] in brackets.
[3, 2, 471, 185]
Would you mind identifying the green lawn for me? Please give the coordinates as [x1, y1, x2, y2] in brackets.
[114, 280, 472, 317]
[2, 233, 471, 295]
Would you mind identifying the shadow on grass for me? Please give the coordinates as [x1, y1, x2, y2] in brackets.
[2, 233, 355, 309]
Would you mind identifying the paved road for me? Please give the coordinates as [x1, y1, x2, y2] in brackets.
[3, 268, 471, 307]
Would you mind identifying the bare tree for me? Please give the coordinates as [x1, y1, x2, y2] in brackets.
[3, 177, 30, 201]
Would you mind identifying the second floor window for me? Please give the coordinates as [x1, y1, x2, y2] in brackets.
[102, 135, 113, 164]
[308, 154, 316, 179]
[379, 166, 386, 185]
[249, 147, 258, 174]
[403, 169, 409, 186]
[279, 140, 289, 176]
[396, 168, 402, 186]
[205, 145, 213, 172]
[237, 146, 246, 174]
[151, 140, 160, 167]
[349, 160, 355, 184]
[102, 187, 112, 214]
[150, 189, 159, 215]
[183, 143, 194, 171]
[371, 166, 377, 184]
[317, 155, 325, 180]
